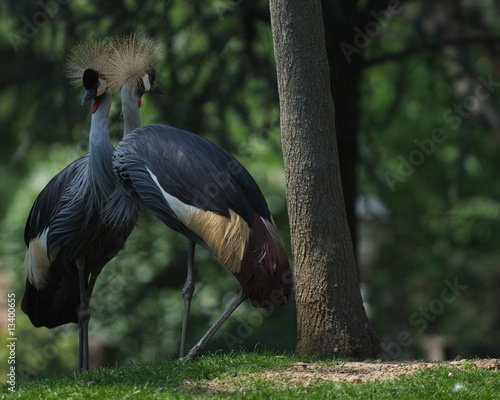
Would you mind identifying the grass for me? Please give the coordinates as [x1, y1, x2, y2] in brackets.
[1, 351, 499, 399]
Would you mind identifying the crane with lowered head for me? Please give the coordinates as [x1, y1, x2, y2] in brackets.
[103, 36, 293, 360]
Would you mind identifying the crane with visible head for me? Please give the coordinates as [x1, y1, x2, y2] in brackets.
[21, 36, 162, 372]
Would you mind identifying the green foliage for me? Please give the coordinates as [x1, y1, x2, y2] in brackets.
[359, 6, 500, 360]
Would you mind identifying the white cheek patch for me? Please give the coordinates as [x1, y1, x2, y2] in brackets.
[96, 78, 107, 97]
[141, 73, 151, 92]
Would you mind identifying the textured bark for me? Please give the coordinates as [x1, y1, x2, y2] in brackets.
[269, 0, 380, 358]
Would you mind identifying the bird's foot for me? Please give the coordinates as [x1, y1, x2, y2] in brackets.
[181, 345, 202, 362]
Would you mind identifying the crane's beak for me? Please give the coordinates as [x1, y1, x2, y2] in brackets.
[149, 83, 165, 95]
[81, 88, 96, 105]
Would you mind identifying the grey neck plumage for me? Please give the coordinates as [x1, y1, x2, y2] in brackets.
[88, 91, 116, 201]
[121, 84, 141, 137]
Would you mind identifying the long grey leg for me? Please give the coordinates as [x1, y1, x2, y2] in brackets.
[180, 241, 196, 359]
[77, 259, 91, 372]
[183, 288, 247, 361]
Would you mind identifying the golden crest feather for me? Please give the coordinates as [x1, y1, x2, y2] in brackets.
[106, 32, 160, 92]
[65, 38, 113, 87]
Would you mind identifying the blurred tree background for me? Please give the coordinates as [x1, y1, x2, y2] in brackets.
[1, 0, 500, 380]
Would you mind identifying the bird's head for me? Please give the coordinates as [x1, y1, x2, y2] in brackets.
[66, 37, 115, 113]
[135, 66, 165, 108]
[107, 33, 164, 109]
[81, 69, 109, 114]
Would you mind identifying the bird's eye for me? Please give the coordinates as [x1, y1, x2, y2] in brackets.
[148, 68, 156, 82]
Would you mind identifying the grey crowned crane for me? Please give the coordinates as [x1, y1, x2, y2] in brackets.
[21, 36, 161, 372]
[104, 45, 293, 360]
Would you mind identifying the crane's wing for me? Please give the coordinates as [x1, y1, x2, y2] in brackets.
[112, 124, 292, 307]
[113, 124, 270, 225]
[22, 155, 89, 328]
[24, 154, 89, 246]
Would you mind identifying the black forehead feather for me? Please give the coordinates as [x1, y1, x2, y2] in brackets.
[82, 69, 99, 90]
[147, 67, 156, 80]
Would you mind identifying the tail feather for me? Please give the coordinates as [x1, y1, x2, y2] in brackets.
[21, 271, 79, 328]
[236, 213, 292, 308]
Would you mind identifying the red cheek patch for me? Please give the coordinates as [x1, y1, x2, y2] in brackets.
[91, 97, 102, 114]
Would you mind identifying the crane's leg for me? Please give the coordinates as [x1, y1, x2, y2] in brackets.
[183, 289, 247, 361]
[180, 241, 196, 359]
[77, 260, 91, 372]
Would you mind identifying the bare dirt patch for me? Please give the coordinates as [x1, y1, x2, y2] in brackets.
[197, 358, 500, 392]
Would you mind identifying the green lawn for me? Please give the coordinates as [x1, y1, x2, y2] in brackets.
[1, 351, 499, 399]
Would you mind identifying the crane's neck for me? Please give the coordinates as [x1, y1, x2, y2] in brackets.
[88, 91, 115, 197]
[121, 84, 141, 137]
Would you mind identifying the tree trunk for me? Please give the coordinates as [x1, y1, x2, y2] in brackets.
[269, 0, 380, 359]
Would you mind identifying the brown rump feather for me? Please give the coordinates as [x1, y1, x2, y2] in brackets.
[188, 209, 292, 307]
[235, 213, 292, 308]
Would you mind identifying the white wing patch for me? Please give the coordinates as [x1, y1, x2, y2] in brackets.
[25, 228, 56, 289]
[147, 167, 198, 226]
[146, 168, 256, 274]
